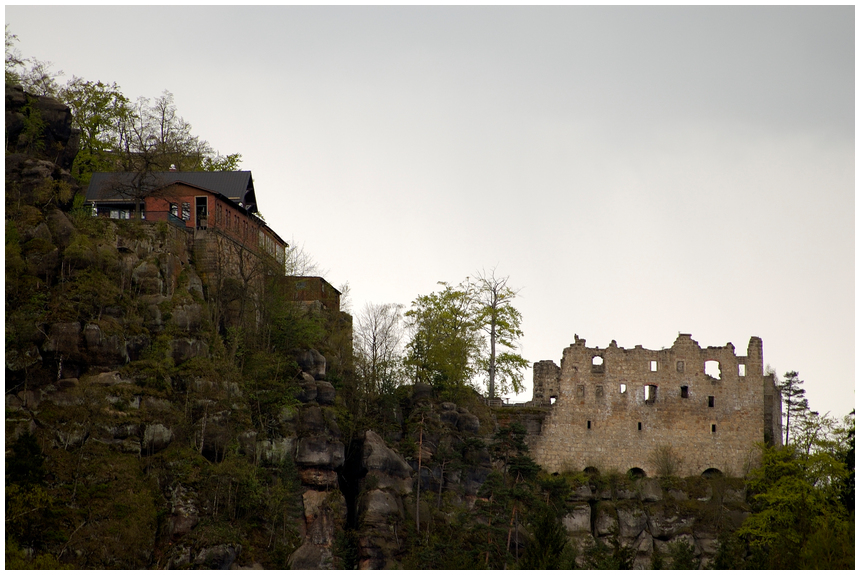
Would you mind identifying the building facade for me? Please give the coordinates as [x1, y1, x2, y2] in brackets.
[86, 171, 287, 269]
[530, 333, 782, 477]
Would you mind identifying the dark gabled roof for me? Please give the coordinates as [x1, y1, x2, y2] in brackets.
[86, 171, 258, 213]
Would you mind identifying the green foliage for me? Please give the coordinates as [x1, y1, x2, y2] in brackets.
[59, 76, 133, 184]
[5, 536, 71, 569]
[6, 432, 46, 486]
[404, 273, 528, 399]
[19, 97, 46, 154]
[31, 178, 74, 209]
[580, 528, 635, 569]
[737, 444, 852, 569]
[405, 280, 481, 391]
[5, 25, 24, 84]
[473, 270, 528, 398]
[517, 506, 570, 569]
[202, 152, 243, 172]
[779, 370, 808, 445]
[666, 539, 698, 569]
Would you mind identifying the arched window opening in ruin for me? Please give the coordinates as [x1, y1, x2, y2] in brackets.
[644, 384, 657, 404]
[704, 360, 721, 379]
[584, 466, 599, 476]
[702, 468, 723, 479]
[649, 360, 658, 372]
[708, 396, 715, 408]
[738, 363, 746, 377]
[592, 355, 604, 373]
[628, 467, 646, 479]
[681, 386, 689, 398]
[620, 384, 627, 393]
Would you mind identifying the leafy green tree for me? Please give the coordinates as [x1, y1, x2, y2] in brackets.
[59, 77, 133, 184]
[738, 444, 851, 569]
[405, 280, 481, 391]
[473, 269, 528, 399]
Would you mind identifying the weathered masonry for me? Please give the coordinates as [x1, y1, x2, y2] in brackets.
[530, 334, 782, 477]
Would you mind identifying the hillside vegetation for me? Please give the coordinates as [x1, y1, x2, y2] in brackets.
[4, 31, 854, 569]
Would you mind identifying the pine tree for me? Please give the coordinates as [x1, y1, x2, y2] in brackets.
[779, 371, 808, 445]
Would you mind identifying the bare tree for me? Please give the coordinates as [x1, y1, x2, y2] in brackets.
[354, 302, 405, 402]
[284, 239, 328, 277]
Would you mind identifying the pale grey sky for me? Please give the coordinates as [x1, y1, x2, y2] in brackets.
[6, 6, 854, 417]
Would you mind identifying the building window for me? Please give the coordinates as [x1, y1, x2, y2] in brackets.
[644, 385, 657, 404]
[650, 360, 658, 372]
[708, 396, 715, 408]
[181, 202, 191, 221]
[681, 386, 689, 398]
[595, 385, 604, 398]
[592, 356, 604, 373]
[170, 203, 178, 217]
[705, 360, 721, 380]
[676, 360, 685, 373]
[577, 385, 585, 398]
[638, 422, 642, 431]
[738, 364, 746, 377]
[587, 420, 592, 430]
[711, 424, 717, 433]
[620, 384, 627, 394]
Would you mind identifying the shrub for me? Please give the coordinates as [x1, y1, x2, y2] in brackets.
[649, 444, 682, 477]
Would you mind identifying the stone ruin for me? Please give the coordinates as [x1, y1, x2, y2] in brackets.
[529, 333, 783, 477]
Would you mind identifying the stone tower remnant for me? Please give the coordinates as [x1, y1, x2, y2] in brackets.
[530, 333, 782, 477]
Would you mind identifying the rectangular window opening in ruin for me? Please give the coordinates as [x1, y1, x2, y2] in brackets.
[705, 360, 721, 380]
[577, 385, 585, 398]
[587, 420, 592, 430]
[708, 396, 715, 408]
[596, 386, 604, 398]
[591, 355, 604, 373]
[711, 424, 717, 433]
[638, 422, 642, 431]
[620, 384, 627, 394]
[738, 364, 746, 377]
[676, 360, 685, 373]
[550, 397, 556, 405]
[644, 384, 657, 404]
[681, 386, 689, 398]
[650, 360, 658, 372]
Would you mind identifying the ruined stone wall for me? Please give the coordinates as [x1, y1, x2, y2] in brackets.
[531, 334, 778, 477]
[531, 360, 561, 406]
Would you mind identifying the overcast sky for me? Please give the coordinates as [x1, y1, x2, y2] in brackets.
[7, 6, 854, 418]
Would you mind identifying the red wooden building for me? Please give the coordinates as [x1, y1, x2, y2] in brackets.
[86, 171, 287, 265]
